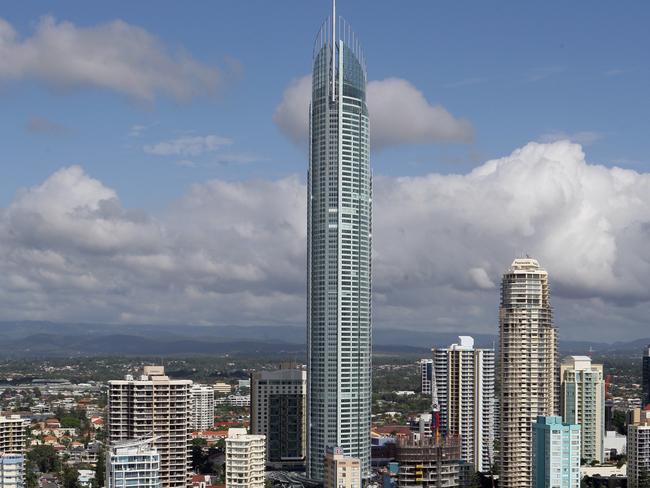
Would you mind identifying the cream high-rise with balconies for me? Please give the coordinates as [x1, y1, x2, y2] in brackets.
[108, 366, 192, 488]
[560, 356, 605, 463]
[499, 258, 558, 488]
[225, 428, 265, 488]
[0, 416, 26, 488]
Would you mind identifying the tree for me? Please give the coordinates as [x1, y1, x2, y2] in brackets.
[191, 445, 206, 472]
[612, 410, 627, 436]
[25, 460, 38, 488]
[27, 445, 61, 473]
[62, 466, 80, 488]
[92, 448, 105, 488]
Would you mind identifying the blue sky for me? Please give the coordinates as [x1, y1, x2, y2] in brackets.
[3, 1, 649, 208]
[1, 1, 650, 341]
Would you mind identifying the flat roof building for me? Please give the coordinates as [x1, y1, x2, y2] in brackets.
[106, 438, 160, 488]
[108, 367, 192, 488]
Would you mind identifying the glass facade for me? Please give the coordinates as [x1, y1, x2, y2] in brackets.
[307, 12, 371, 481]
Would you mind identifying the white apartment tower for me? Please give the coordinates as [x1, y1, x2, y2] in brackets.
[499, 258, 558, 488]
[190, 385, 215, 431]
[0, 416, 26, 488]
[432, 336, 495, 472]
[560, 356, 605, 463]
[225, 428, 265, 488]
[108, 366, 192, 488]
[627, 408, 650, 488]
[106, 438, 161, 488]
[307, 1, 372, 479]
[251, 368, 306, 469]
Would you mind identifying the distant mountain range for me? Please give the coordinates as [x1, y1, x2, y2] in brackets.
[0, 321, 646, 358]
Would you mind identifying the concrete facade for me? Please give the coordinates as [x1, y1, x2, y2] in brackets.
[250, 368, 306, 469]
[499, 258, 558, 488]
[225, 428, 265, 488]
[106, 438, 161, 488]
[108, 366, 192, 488]
[190, 385, 214, 431]
[560, 356, 605, 463]
[433, 336, 495, 472]
[323, 447, 361, 488]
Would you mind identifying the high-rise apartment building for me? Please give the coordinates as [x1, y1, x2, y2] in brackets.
[432, 336, 495, 473]
[627, 407, 650, 488]
[190, 385, 215, 431]
[499, 258, 558, 488]
[108, 366, 192, 488]
[106, 438, 160, 488]
[641, 344, 650, 407]
[307, 1, 371, 480]
[323, 447, 361, 488]
[225, 428, 265, 488]
[418, 359, 434, 396]
[0, 454, 24, 488]
[0, 416, 25, 488]
[560, 356, 605, 463]
[532, 416, 581, 488]
[0, 416, 25, 456]
[250, 368, 306, 469]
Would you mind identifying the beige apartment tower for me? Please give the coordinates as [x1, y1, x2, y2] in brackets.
[560, 356, 605, 463]
[323, 447, 361, 488]
[108, 366, 192, 488]
[627, 407, 650, 488]
[225, 428, 265, 488]
[499, 258, 558, 488]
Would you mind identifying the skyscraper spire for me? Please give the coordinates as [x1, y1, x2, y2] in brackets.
[331, 0, 336, 102]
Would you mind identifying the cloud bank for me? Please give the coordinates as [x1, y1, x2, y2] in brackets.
[1, 141, 649, 340]
[274, 75, 473, 149]
[0, 16, 221, 101]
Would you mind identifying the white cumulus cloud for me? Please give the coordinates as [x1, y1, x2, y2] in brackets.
[0, 16, 222, 101]
[274, 75, 473, 149]
[1, 141, 649, 340]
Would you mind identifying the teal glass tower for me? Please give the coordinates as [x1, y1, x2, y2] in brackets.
[307, 0, 371, 480]
[532, 416, 581, 488]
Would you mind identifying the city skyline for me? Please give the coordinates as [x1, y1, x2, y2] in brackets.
[1, 2, 650, 342]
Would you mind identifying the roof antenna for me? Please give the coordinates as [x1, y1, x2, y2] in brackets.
[331, 0, 336, 102]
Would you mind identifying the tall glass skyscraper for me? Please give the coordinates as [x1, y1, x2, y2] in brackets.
[307, 1, 371, 480]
